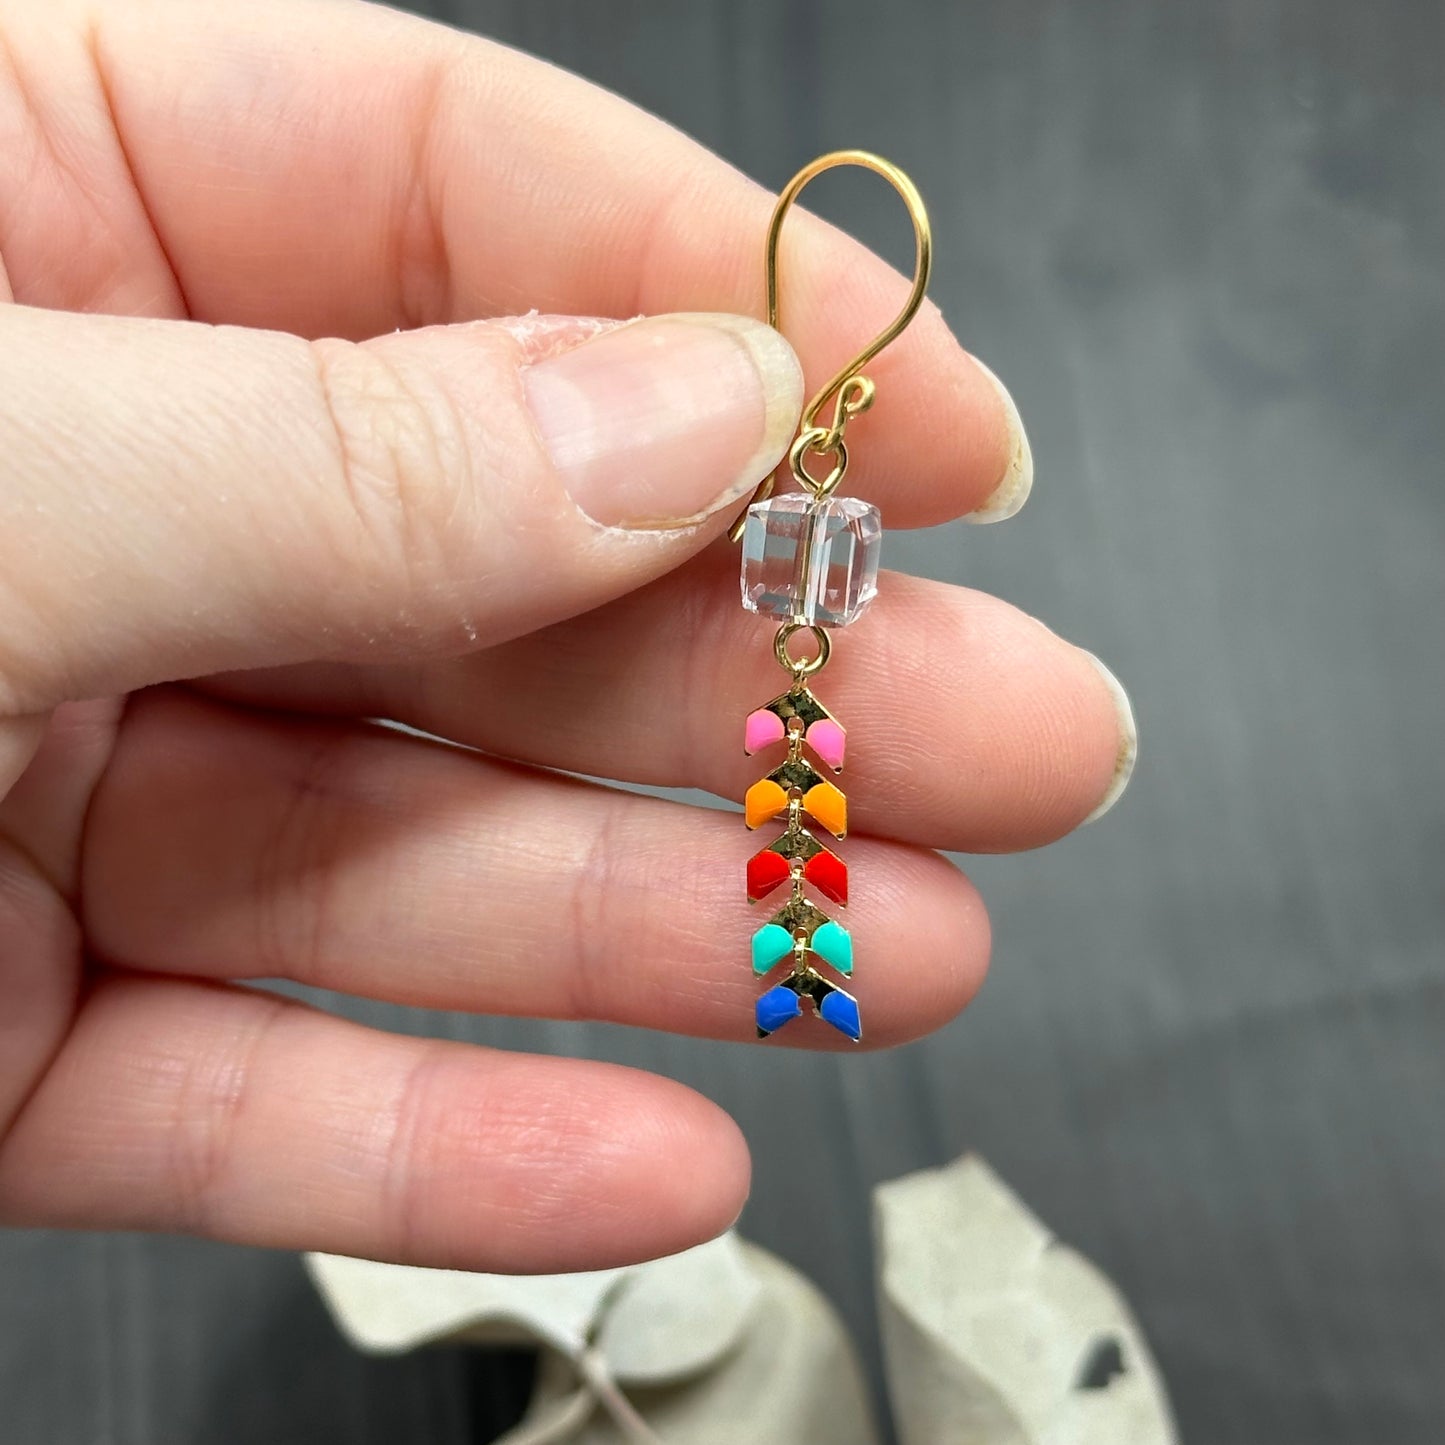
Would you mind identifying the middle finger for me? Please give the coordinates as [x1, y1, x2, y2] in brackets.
[208, 549, 1126, 853]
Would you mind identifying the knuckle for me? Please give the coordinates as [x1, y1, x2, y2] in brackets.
[250, 727, 353, 986]
[306, 337, 480, 634]
[389, 55, 460, 330]
[167, 995, 288, 1237]
[377, 1047, 450, 1261]
[561, 801, 627, 1023]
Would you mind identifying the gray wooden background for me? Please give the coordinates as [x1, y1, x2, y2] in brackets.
[2, 1, 1441, 1442]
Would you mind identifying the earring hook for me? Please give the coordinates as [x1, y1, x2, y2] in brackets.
[728, 149, 932, 541]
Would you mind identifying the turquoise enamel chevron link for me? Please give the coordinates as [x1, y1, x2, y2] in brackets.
[809, 919, 853, 975]
[750, 923, 794, 975]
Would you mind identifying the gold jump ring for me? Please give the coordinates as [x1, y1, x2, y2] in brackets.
[774, 621, 831, 677]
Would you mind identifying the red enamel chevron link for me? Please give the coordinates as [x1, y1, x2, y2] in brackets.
[746, 832, 848, 905]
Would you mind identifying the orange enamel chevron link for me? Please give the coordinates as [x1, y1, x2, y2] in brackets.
[744, 776, 847, 836]
[745, 758, 846, 830]
[802, 780, 847, 838]
[744, 778, 788, 829]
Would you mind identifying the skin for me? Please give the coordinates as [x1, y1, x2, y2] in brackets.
[0, 0, 1126, 1273]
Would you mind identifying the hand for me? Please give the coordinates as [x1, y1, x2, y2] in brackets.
[0, 0, 1132, 1273]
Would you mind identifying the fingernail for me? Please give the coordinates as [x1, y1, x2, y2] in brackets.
[964, 357, 1034, 524]
[1081, 652, 1138, 823]
[523, 313, 802, 530]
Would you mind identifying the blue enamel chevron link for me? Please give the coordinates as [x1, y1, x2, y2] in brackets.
[818, 987, 862, 1042]
[809, 919, 853, 975]
[756, 984, 803, 1036]
[750, 923, 794, 975]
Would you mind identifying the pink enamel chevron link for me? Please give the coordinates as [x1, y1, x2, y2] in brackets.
[806, 718, 846, 771]
[744, 707, 787, 754]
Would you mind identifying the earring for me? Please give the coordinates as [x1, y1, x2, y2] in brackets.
[730, 151, 932, 1042]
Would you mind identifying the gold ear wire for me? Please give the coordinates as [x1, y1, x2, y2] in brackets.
[729, 150, 932, 541]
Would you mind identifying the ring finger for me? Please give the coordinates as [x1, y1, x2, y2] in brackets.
[84, 690, 990, 1050]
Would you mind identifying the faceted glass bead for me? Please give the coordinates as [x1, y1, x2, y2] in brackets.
[740, 494, 882, 628]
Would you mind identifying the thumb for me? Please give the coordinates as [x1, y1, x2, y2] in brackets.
[0, 306, 801, 713]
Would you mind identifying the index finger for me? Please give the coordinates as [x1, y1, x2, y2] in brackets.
[10, 0, 1030, 526]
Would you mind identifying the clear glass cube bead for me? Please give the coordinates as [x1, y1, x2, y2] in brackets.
[740, 494, 882, 627]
